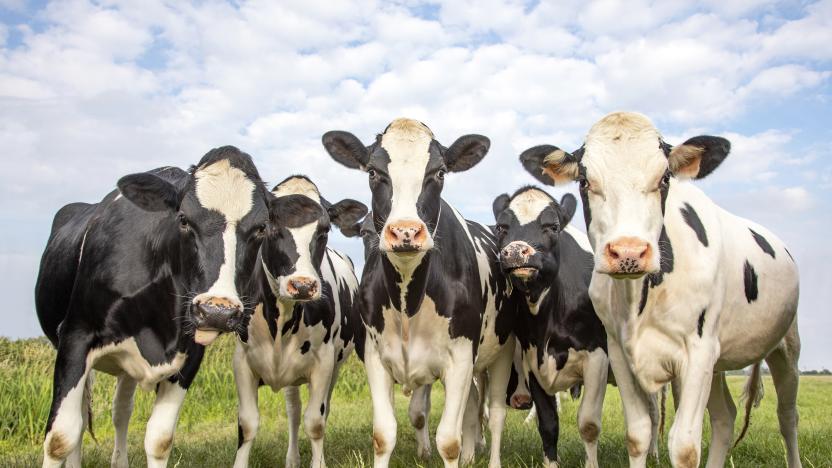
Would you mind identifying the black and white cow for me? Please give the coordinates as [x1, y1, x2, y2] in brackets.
[232, 175, 366, 468]
[34, 147, 272, 468]
[492, 187, 608, 467]
[323, 119, 516, 468]
[520, 112, 802, 468]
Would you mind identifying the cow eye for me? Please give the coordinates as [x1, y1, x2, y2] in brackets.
[542, 224, 557, 234]
[255, 224, 266, 236]
[578, 177, 590, 191]
[177, 213, 189, 230]
[495, 224, 507, 235]
[660, 172, 671, 188]
[436, 169, 446, 181]
[368, 169, 377, 180]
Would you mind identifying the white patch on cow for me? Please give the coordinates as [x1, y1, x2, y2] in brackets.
[144, 380, 187, 466]
[192, 159, 255, 306]
[114, 193, 122, 201]
[77, 228, 89, 266]
[380, 118, 434, 247]
[86, 338, 187, 391]
[272, 176, 321, 203]
[282, 222, 322, 298]
[509, 188, 552, 225]
[527, 287, 549, 316]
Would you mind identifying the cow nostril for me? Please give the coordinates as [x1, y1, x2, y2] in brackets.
[606, 244, 620, 260]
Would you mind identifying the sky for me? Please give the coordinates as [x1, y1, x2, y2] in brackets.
[0, 0, 830, 369]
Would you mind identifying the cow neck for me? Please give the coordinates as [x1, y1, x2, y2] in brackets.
[379, 205, 441, 317]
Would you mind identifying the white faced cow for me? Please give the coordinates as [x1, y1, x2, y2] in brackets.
[492, 187, 609, 468]
[323, 119, 516, 468]
[34, 147, 271, 468]
[520, 112, 801, 468]
[232, 175, 366, 468]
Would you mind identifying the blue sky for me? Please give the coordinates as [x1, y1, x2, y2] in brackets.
[0, 0, 830, 369]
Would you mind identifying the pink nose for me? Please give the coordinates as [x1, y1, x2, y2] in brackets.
[286, 276, 318, 299]
[604, 237, 652, 274]
[385, 221, 427, 250]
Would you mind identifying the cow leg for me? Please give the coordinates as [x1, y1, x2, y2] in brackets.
[111, 375, 137, 468]
[529, 375, 559, 468]
[485, 340, 513, 468]
[765, 321, 802, 468]
[607, 336, 652, 468]
[460, 382, 480, 465]
[647, 388, 661, 459]
[578, 351, 608, 468]
[65, 372, 93, 468]
[473, 372, 487, 453]
[524, 405, 537, 425]
[144, 380, 187, 468]
[284, 386, 302, 468]
[704, 372, 736, 468]
[42, 333, 92, 468]
[409, 384, 432, 460]
[436, 342, 475, 468]
[667, 341, 718, 468]
[233, 344, 260, 468]
[304, 353, 335, 468]
[365, 336, 396, 467]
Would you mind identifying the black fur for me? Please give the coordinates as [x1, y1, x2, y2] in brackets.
[749, 228, 776, 259]
[681, 203, 709, 247]
[743, 260, 759, 303]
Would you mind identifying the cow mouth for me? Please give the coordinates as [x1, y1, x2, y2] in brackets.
[608, 271, 647, 280]
[390, 244, 423, 254]
[194, 328, 221, 346]
[506, 266, 538, 280]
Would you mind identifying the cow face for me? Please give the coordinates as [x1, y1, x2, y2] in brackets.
[322, 118, 490, 262]
[520, 112, 730, 278]
[117, 146, 270, 345]
[493, 187, 577, 303]
[262, 176, 367, 302]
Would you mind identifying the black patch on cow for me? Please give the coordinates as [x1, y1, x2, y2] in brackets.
[680, 203, 708, 247]
[638, 276, 649, 315]
[300, 341, 311, 354]
[237, 423, 244, 448]
[577, 162, 592, 229]
[697, 310, 706, 337]
[337, 349, 343, 362]
[785, 248, 794, 262]
[749, 228, 775, 259]
[643, 226, 675, 291]
[743, 260, 758, 303]
[320, 403, 326, 415]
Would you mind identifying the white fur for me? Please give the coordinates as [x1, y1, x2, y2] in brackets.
[508, 188, 551, 225]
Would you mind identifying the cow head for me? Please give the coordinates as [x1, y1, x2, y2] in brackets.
[519, 111, 730, 278]
[493, 187, 577, 305]
[262, 176, 367, 302]
[322, 118, 490, 264]
[117, 146, 270, 345]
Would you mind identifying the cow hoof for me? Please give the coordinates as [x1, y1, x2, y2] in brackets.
[285, 453, 300, 468]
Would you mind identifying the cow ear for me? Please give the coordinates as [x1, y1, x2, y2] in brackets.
[328, 199, 369, 232]
[520, 145, 579, 186]
[444, 134, 490, 173]
[557, 193, 577, 226]
[269, 195, 324, 228]
[492, 193, 510, 220]
[322, 131, 370, 171]
[117, 173, 180, 212]
[669, 136, 731, 180]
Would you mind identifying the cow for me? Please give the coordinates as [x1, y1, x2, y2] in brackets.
[232, 175, 367, 468]
[519, 111, 802, 468]
[492, 187, 608, 467]
[346, 212, 533, 459]
[34, 146, 272, 468]
[322, 118, 516, 468]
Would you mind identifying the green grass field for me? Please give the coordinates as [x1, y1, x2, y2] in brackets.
[1, 336, 830, 467]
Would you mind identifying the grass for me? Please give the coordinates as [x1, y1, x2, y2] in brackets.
[1, 335, 830, 467]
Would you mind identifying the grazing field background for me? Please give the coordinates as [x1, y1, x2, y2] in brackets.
[1, 335, 830, 468]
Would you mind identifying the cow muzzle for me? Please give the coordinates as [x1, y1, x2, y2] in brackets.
[601, 236, 654, 277]
[383, 219, 431, 254]
[192, 296, 243, 345]
[500, 241, 538, 280]
[284, 275, 320, 301]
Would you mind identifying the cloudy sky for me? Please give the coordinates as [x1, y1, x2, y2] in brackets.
[1, 0, 830, 369]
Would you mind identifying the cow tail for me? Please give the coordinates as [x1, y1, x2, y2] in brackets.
[734, 362, 764, 448]
[83, 372, 97, 443]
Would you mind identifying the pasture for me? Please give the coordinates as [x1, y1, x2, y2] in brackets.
[1, 335, 830, 468]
